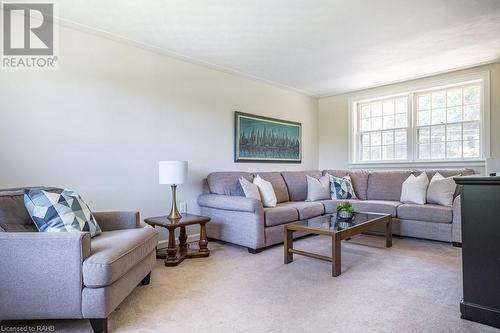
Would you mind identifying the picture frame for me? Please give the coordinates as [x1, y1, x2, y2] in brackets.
[234, 112, 302, 163]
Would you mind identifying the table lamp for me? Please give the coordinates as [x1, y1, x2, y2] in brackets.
[159, 161, 188, 220]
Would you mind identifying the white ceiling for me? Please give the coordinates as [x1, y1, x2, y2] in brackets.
[54, 0, 500, 96]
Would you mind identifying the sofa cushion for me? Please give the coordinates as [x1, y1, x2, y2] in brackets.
[367, 171, 412, 201]
[207, 172, 253, 196]
[0, 187, 62, 232]
[318, 200, 336, 214]
[323, 170, 370, 200]
[279, 201, 325, 220]
[264, 206, 299, 227]
[397, 204, 452, 223]
[83, 227, 158, 287]
[281, 170, 322, 201]
[331, 199, 401, 217]
[253, 172, 289, 203]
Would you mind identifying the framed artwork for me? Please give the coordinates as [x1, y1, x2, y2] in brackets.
[234, 112, 302, 163]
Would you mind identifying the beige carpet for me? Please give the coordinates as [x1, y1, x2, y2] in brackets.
[2, 235, 498, 333]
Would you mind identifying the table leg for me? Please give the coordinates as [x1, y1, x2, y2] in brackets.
[179, 226, 188, 252]
[166, 228, 178, 264]
[386, 217, 393, 248]
[284, 227, 293, 264]
[198, 222, 209, 254]
[332, 234, 341, 277]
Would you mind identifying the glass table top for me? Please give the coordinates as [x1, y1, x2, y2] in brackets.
[292, 212, 389, 232]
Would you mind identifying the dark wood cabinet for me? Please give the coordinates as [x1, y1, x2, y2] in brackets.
[455, 176, 500, 329]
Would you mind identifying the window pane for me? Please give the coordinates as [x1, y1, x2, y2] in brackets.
[362, 146, 370, 160]
[394, 145, 407, 160]
[395, 113, 407, 128]
[431, 126, 445, 143]
[382, 145, 394, 160]
[418, 144, 430, 159]
[418, 127, 430, 144]
[361, 105, 371, 118]
[431, 143, 445, 159]
[464, 104, 480, 121]
[383, 115, 394, 129]
[382, 131, 394, 145]
[463, 122, 480, 140]
[371, 103, 383, 117]
[418, 110, 431, 125]
[431, 108, 446, 124]
[383, 101, 394, 116]
[372, 117, 383, 130]
[447, 141, 462, 158]
[447, 124, 462, 142]
[370, 146, 381, 160]
[432, 91, 446, 108]
[418, 95, 431, 110]
[370, 132, 381, 146]
[394, 130, 406, 144]
[447, 106, 462, 123]
[361, 133, 370, 146]
[361, 118, 371, 131]
[395, 98, 407, 114]
[447, 88, 462, 107]
[463, 139, 480, 158]
[464, 86, 480, 105]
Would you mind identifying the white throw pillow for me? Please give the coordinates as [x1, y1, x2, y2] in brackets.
[306, 175, 330, 201]
[426, 173, 458, 206]
[239, 177, 261, 201]
[253, 175, 277, 207]
[400, 172, 429, 205]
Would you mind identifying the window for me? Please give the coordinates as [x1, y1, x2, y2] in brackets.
[359, 97, 408, 161]
[415, 85, 481, 160]
[350, 73, 489, 165]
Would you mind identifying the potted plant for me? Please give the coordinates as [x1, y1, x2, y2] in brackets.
[336, 202, 355, 220]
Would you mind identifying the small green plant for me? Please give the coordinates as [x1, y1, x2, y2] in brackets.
[336, 202, 355, 213]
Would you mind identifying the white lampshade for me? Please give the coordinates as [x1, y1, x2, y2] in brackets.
[486, 158, 500, 176]
[159, 161, 188, 185]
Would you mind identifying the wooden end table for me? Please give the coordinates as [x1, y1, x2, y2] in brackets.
[144, 213, 211, 267]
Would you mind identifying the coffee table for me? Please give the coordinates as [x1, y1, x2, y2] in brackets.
[284, 212, 392, 277]
[144, 214, 210, 267]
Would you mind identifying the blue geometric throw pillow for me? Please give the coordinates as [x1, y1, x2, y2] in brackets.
[329, 174, 357, 200]
[24, 189, 102, 237]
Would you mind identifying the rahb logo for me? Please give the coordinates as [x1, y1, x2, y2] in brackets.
[1, 2, 58, 69]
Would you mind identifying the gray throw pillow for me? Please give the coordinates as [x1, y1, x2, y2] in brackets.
[306, 175, 330, 201]
[24, 188, 102, 237]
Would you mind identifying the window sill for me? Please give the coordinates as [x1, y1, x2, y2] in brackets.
[348, 159, 485, 170]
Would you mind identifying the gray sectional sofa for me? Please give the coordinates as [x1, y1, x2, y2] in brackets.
[198, 169, 475, 252]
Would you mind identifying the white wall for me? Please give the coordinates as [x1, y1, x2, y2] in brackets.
[0, 24, 318, 237]
[319, 62, 500, 173]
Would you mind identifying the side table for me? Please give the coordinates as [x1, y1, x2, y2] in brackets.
[144, 213, 211, 267]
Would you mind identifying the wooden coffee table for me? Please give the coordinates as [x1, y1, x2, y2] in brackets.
[144, 213, 210, 267]
[284, 212, 392, 277]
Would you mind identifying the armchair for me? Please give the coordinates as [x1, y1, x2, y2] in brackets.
[0, 188, 159, 333]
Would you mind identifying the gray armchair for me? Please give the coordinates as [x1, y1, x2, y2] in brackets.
[0, 188, 159, 333]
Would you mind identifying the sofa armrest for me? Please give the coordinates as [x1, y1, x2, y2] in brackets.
[93, 211, 140, 231]
[0, 232, 91, 319]
[452, 195, 462, 243]
[198, 194, 263, 213]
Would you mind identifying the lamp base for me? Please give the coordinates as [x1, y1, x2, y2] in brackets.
[168, 184, 182, 220]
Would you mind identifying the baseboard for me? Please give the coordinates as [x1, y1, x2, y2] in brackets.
[461, 300, 500, 328]
[157, 233, 200, 249]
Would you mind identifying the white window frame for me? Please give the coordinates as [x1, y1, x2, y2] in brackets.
[348, 71, 490, 168]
